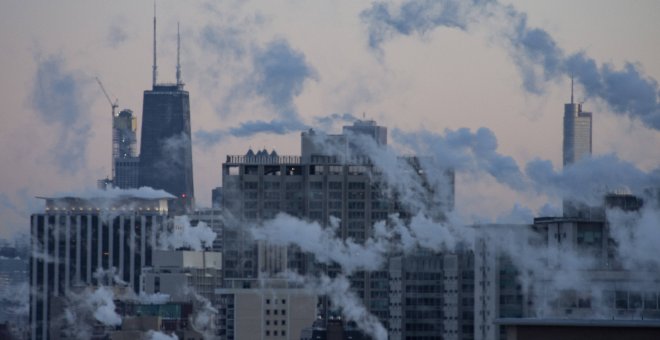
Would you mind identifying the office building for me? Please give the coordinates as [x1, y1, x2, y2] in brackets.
[138, 15, 194, 212]
[29, 194, 170, 340]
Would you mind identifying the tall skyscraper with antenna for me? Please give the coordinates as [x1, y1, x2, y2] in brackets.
[563, 77, 593, 217]
[138, 8, 194, 213]
[563, 77, 592, 166]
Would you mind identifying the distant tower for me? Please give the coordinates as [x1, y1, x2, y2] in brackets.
[563, 77, 594, 217]
[138, 15, 194, 213]
[563, 77, 592, 166]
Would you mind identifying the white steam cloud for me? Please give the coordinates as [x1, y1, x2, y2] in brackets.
[158, 215, 217, 251]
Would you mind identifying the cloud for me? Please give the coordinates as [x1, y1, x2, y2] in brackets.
[106, 23, 128, 48]
[525, 154, 660, 205]
[393, 127, 526, 191]
[195, 36, 318, 146]
[360, 0, 485, 53]
[30, 54, 93, 174]
[361, 0, 660, 130]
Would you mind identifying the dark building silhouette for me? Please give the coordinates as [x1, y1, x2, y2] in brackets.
[138, 83, 194, 212]
[138, 18, 194, 212]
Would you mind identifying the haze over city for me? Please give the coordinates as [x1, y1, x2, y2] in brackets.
[1, 1, 660, 340]
[1, 0, 659, 239]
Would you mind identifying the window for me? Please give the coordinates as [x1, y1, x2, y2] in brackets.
[310, 181, 323, 190]
[348, 182, 365, 190]
[266, 310, 270, 315]
[264, 191, 280, 200]
[281, 309, 286, 315]
[348, 201, 365, 210]
[266, 330, 270, 336]
[328, 166, 342, 175]
[266, 299, 270, 304]
[244, 181, 258, 190]
[329, 181, 342, 190]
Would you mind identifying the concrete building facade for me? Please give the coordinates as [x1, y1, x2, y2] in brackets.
[215, 279, 317, 340]
[141, 250, 223, 303]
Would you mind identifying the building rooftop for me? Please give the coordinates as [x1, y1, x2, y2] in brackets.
[496, 318, 660, 328]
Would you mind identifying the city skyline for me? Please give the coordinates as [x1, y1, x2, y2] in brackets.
[1, 0, 660, 239]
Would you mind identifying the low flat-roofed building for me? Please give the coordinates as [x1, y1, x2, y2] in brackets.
[496, 318, 660, 340]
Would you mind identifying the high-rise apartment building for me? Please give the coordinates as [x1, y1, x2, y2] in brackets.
[138, 15, 194, 212]
[29, 195, 170, 340]
[220, 120, 455, 331]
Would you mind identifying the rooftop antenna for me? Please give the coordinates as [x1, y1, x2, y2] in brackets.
[176, 22, 182, 85]
[152, 1, 158, 87]
[570, 74, 574, 104]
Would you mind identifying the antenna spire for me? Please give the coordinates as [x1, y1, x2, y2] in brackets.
[176, 22, 182, 85]
[570, 74, 574, 104]
[152, 1, 158, 87]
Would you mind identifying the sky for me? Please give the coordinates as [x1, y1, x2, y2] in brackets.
[0, 0, 659, 239]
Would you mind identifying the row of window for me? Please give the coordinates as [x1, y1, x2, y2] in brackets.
[241, 181, 372, 190]
[265, 309, 287, 315]
[265, 330, 286, 336]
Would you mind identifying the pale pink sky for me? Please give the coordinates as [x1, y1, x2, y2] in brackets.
[0, 0, 659, 238]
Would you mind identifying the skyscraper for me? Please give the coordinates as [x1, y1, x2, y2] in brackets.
[138, 17, 194, 212]
[563, 79, 594, 217]
[113, 109, 139, 189]
[563, 78, 592, 166]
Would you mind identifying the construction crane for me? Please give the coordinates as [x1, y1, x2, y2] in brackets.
[95, 77, 118, 117]
[96, 77, 119, 183]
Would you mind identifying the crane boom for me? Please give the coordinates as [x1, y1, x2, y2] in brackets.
[95, 77, 118, 117]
